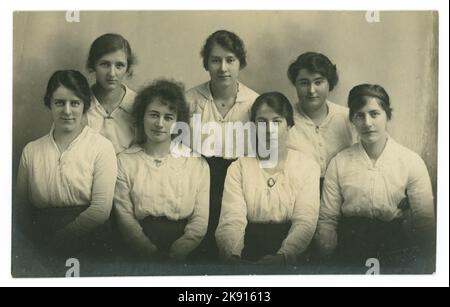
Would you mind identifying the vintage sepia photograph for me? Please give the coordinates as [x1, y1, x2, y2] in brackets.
[11, 10, 439, 278]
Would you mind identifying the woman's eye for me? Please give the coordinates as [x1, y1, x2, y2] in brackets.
[164, 116, 174, 121]
[54, 100, 64, 106]
[315, 80, 324, 86]
[71, 101, 81, 107]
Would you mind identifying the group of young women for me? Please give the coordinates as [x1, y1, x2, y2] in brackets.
[15, 30, 436, 273]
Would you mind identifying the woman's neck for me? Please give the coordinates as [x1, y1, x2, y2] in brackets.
[143, 140, 172, 159]
[93, 83, 125, 108]
[362, 136, 388, 163]
[53, 125, 84, 153]
[210, 81, 238, 100]
[299, 102, 328, 126]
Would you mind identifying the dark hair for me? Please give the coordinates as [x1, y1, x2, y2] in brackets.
[44, 70, 92, 113]
[250, 92, 295, 128]
[200, 30, 247, 70]
[287, 52, 338, 91]
[348, 84, 392, 121]
[87, 33, 136, 76]
[133, 79, 189, 144]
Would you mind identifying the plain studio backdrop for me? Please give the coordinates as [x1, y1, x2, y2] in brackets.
[12, 11, 438, 195]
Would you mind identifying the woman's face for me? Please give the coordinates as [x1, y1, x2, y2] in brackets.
[50, 85, 84, 134]
[255, 103, 290, 151]
[351, 97, 389, 145]
[295, 69, 330, 114]
[93, 49, 128, 91]
[144, 99, 177, 145]
[207, 43, 240, 87]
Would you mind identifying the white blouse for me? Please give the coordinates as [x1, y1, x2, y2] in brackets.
[113, 144, 210, 259]
[287, 101, 356, 177]
[215, 149, 321, 263]
[16, 126, 118, 236]
[315, 138, 435, 255]
[185, 81, 259, 159]
[86, 84, 136, 154]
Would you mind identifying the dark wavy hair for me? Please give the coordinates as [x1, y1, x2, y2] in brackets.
[87, 33, 137, 76]
[200, 30, 247, 70]
[133, 79, 189, 144]
[348, 84, 392, 121]
[287, 52, 338, 91]
[44, 70, 92, 113]
[250, 92, 295, 128]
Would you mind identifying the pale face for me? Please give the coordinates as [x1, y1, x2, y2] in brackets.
[295, 69, 330, 114]
[207, 43, 240, 87]
[93, 49, 128, 91]
[351, 97, 389, 145]
[255, 103, 289, 150]
[50, 86, 84, 134]
[144, 99, 177, 145]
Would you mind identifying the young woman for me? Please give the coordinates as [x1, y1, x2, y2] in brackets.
[185, 30, 259, 257]
[15, 70, 117, 256]
[286, 52, 355, 189]
[85, 33, 137, 154]
[215, 92, 320, 265]
[314, 84, 435, 272]
[114, 80, 210, 261]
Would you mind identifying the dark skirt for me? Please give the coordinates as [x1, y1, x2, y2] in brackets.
[139, 216, 188, 253]
[29, 206, 114, 257]
[193, 156, 236, 261]
[242, 222, 292, 262]
[13, 206, 114, 277]
[336, 216, 421, 271]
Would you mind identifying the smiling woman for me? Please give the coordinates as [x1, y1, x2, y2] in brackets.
[14, 70, 118, 269]
[113, 79, 210, 262]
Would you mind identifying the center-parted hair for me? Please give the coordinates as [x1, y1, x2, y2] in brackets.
[348, 84, 393, 121]
[250, 92, 295, 128]
[87, 33, 136, 75]
[287, 52, 338, 91]
[133, 79, 189, 144]
[200, 30, 247, 70]
[44, 70, 92, 113]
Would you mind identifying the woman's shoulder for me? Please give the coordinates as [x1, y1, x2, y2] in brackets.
[387, 138, 425, 165]
[328, 100, 349, 115]
[185, 82, 209, 99]
[120, 84, 137, 113]
[84, 127, 115, 149]
[118, 144, 143, 158]
[22, 133, 52, 155]
[237, 82, 259, 103]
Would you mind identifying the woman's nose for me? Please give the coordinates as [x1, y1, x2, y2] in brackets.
[108, 66, 116, 77]
[220, 60, 227, 72]
[155, 117, 164, 127]
[63, 102, 71, 114]
[364, 115, 373, 127]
